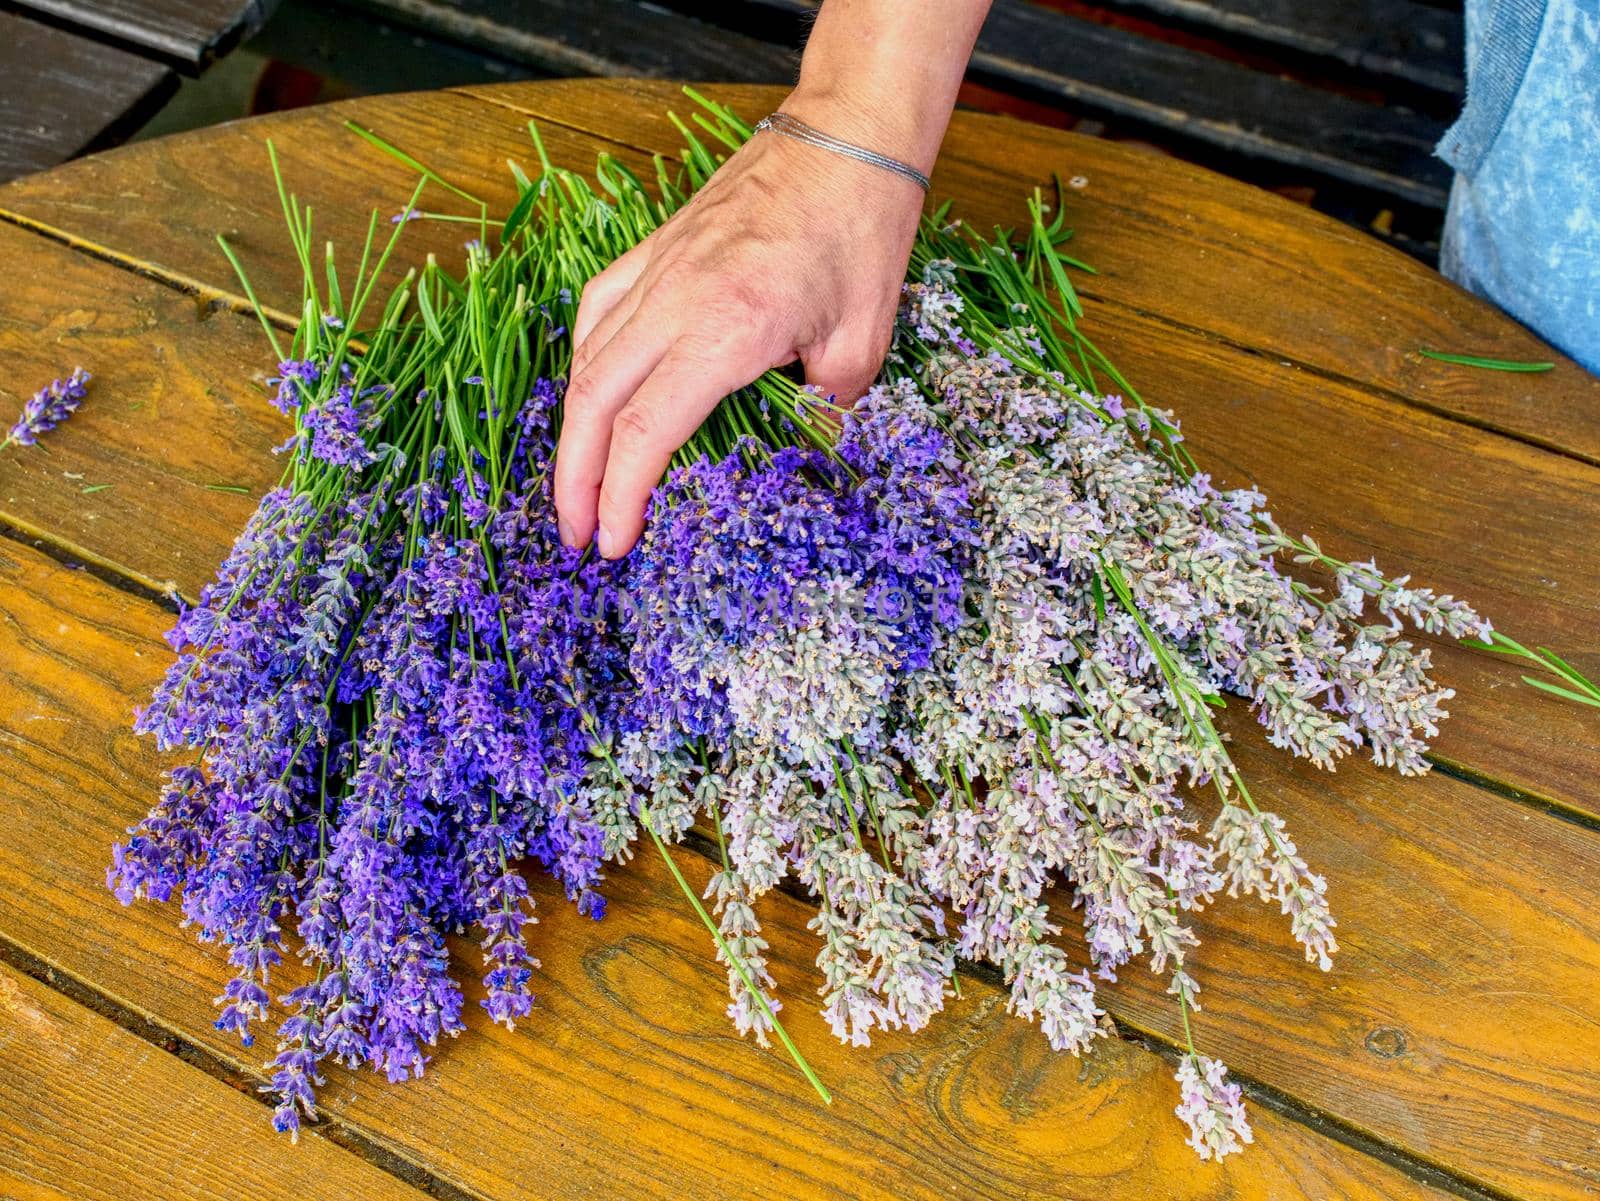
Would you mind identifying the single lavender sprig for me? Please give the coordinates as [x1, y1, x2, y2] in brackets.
[3, 367, 90, 449]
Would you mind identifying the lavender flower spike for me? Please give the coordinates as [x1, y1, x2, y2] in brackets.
[1174, 1054, 1254, 1160]
[4, 367, 90, 448]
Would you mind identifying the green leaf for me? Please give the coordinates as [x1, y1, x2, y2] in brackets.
[1091, 572, 1107, 622]
[345, 121, 486, 209]
[1418, 348, 1555, 372]
[1532, 646, 1600, 693]
[500, 184, 539, 244]
[1521, 676, 1600, 708]
[415, 270, 446, 346]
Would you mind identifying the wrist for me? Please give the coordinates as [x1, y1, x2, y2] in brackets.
[781, 80, 938, 178]
[785, 0, 989, 174]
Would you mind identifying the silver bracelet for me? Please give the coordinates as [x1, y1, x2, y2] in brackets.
[753, 112, 931, 192]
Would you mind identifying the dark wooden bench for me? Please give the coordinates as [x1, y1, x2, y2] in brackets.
[0, 0, 277, 183]
[313, 0, 1462, 256]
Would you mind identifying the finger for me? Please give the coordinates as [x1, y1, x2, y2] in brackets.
[596, 336, 775, 559]
[801, 329, 891, 409]
[570, 278, 644, 381]
[554, 308, 673, 549]
[571, 244, 649, 354]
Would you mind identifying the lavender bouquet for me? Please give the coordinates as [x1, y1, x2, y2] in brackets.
[110, 96, 1492, 1158]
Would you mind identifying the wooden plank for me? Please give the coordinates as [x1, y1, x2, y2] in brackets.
[1079, 0, 1464, 96]
[12, 0, 274, 72]
[341, 0, 799, 82]
[4, 81, 1593, 466]
[0, 131, 1597, 1201]
[0, 83, 1597, 1197]
[689, 0, 1464, 97]
[0, 259, 1594, 1194]
[456, 80, 1600, 465]
[0, 12, 175, 184]
[659, 0, 1450, 206]
[0, 85, 1595, 820]
[1088, 308, 1600, 820]
[0, 540, 1453, 1201]
[0, 220, 284, 600]
[939, 2, 1448, 205]
[0, 960, 427, 1201]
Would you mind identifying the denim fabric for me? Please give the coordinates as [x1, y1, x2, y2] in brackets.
[1438, 0, 1600, 373]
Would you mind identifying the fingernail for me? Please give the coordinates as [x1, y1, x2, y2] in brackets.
[557, 516, 576, 548]
[597, 523, 617, 559]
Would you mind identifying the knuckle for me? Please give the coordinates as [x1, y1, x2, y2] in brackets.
[579, 263, 622, 302]
[717, 275, 768, 318]
[570, 338, 601, 379]
[611, 403, 657, 446]
[563, 371, 599, 412]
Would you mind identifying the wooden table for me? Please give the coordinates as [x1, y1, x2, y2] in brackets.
[0, 0, 274, 183]
[0, 79, 1597, 1201]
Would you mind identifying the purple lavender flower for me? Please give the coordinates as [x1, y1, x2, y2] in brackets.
[302, 382, 378, 469]
[4, 367, 89, 447]
[270, 359, 319, 415]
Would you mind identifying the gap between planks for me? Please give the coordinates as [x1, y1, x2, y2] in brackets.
[0, 502, 1541, 1201]
[0, 930, 483, 1201]
[1, 159, 1593, 822]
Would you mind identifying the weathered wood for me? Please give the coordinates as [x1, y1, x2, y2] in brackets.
[1082, 0, 1464, 96]
[13, 0, 274, 72]
[0, 12, 175, 185]
[0, 85, 1595, 820]
[0, 960, 427, 1201]
[0, 221, 283, 599]
[2, 80, 1599, 1198]
[1087, 307, 1600, 821]
[7, 83, 1590, 465]
[659, 0, 1451, 206]
[343, 0, 798, 82]
[680, 0, 1463, 98]
[4, 396, 1597, 1198]
[0, 540, 1454, 1201]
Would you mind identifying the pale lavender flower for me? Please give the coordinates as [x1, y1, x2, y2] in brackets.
[1174, 1054, 1253, 1160]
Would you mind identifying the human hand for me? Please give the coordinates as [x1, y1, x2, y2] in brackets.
[553, 103, 928, 558]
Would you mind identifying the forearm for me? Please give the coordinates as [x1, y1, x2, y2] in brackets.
[784, 0, 992, 176]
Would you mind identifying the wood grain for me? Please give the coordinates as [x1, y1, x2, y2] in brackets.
[679, 0, 1463, 97]
[0, 80, 1597, 1199]
[467, 79, 1600, 463]
[9, 79, 1594, 466]
[0, 220, 283, 599]
[0, 960, 427, 1201]
[0, 85, 1593, 817]
[0, 12, 175, 184]
[973, 1, 1450, 207]
[12, 0, 272, 71]
[5, 489, 1592, 1199]
[1085, 0, 1464, 95]
[0, 538, 1453, 1201]
[343, 0, 799, 82]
